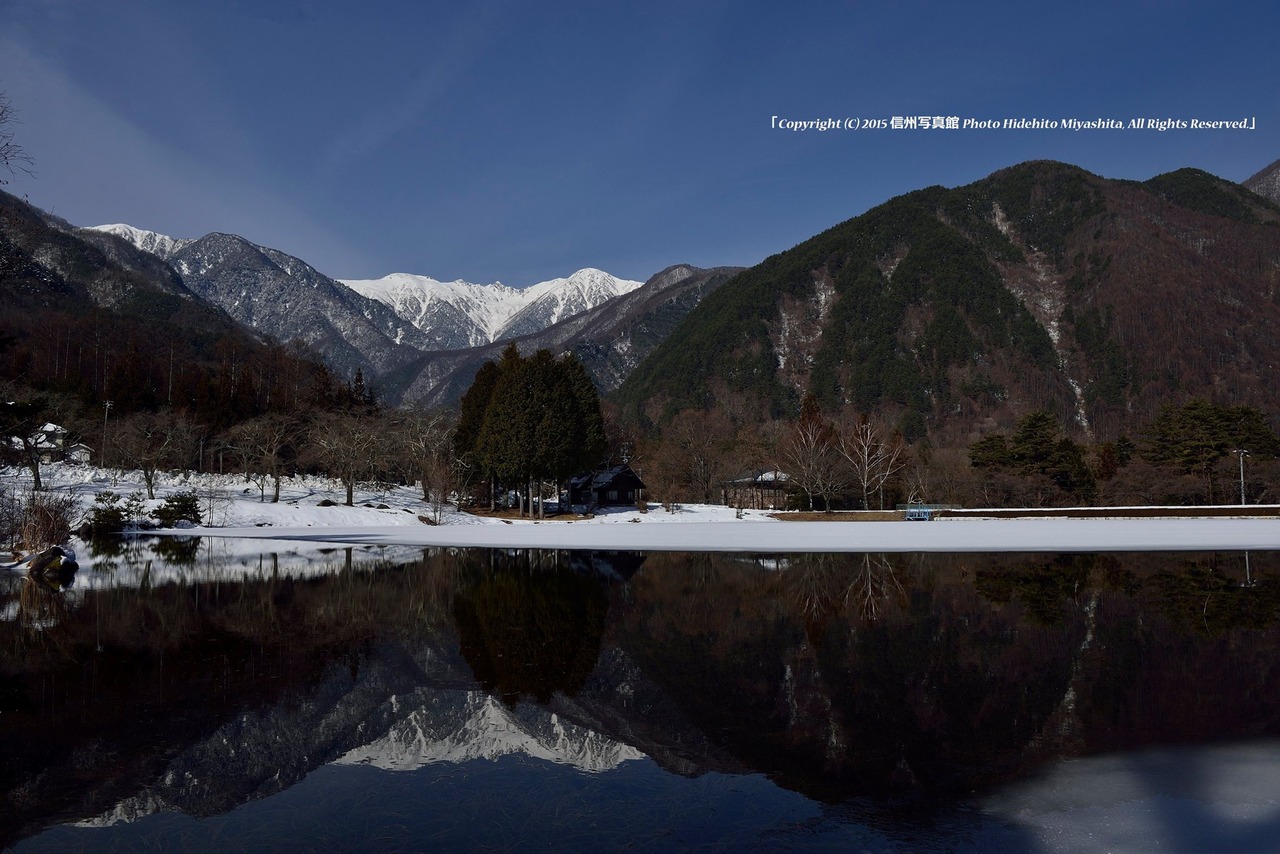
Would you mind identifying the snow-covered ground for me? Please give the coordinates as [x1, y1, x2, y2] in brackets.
[4, 463, 1280, 555]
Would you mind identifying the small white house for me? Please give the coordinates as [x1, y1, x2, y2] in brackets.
[8, 423, 89, 464]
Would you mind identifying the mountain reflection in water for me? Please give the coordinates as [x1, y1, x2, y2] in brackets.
[3, 540, 1280, 851]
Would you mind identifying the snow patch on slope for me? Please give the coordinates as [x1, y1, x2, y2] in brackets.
[87, 223, 193, 260]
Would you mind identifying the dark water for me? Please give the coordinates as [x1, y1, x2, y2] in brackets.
[3, 539, 1280, 851]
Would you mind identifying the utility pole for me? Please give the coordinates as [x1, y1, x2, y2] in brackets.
[1235, 448, 1249, 506]
[102, 400, 112, 468]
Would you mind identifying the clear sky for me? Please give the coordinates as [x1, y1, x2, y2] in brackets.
[1, 0, 1276, 286]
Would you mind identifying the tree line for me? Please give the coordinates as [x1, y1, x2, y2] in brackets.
[5, 321, 1279, 517]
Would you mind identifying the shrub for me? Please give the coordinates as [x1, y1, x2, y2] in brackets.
[0, 487, 21, 551]
[86, 491, 147, 535]
[19, 491, 77, 551]
[153, 490, 203, 527]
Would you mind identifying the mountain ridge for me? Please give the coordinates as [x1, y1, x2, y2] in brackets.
[1244, 157, 1280, 206]
[387, 263, 744, 408]
[90, 222, 654, 386]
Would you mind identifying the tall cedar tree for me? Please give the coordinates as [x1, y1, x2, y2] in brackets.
[460, 345, 606, 512]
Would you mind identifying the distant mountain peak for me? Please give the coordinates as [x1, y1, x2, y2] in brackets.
[341, 267, 643, 348]
[1243, 156, 1280, 205]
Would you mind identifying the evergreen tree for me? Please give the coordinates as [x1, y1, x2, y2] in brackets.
[561, 353, 607, 471]
[455, 359, 502, 459]
[1141, 399, 1279, 502]
[969, 411, 1095, 503]
[458, 345, 608, 515]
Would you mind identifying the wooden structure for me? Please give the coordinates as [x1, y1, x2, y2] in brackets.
[721, 469, 789, 510]
[567, 465, 646, 508]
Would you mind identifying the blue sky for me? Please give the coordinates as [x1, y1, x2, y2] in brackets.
[1, 1, 1277, 286]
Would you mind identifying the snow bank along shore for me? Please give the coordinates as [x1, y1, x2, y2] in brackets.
[5, 463, 1279, 554]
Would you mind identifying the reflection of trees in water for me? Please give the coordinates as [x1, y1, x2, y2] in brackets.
[618, 551, 1280, 801]
[452, 549, 609, 705]
[1, 547, 464, 671]
[974, 552, 1280, 636]
[149, 536, 201, 565]
[1145, 554, 1280, 637]
[0, 546, 468, 844]
[849, 554, 906, 622]
[974, 554, 1095, 625]
[786, 553, 908, 624]
[5, 545, 1280, 841]
[15, 577, 75, 653]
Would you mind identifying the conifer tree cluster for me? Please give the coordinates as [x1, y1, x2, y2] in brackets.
[454, 344, 606, 514]
[969, 410, 1097, 501]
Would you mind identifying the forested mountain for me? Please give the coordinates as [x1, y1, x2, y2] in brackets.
[616, 161, 1280, 444]
[0, 190, 357, 429]
[1244, 157, 1280, 205]
[88, 225, 436, 382]
[387, 264, 742, 408]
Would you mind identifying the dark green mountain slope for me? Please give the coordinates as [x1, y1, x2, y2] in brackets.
[616, 161, 1280, 443]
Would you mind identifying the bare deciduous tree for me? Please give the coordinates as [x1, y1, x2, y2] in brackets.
[391, 408, 457, 522]
[780, 396, 849, 512]
[837, 412, 907, 510]
[0, 92, 34, 184]
[308, 413, 381, 506]
[650, 408, 737, 509]
[113, 411, 198, 499]
[223, 415, 295, 502]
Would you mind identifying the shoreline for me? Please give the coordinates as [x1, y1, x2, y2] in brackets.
[161, 517, 1280, 554]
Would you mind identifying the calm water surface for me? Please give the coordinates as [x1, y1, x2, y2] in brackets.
[3, 537, 1280, 851]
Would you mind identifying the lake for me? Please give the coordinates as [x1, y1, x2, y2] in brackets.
[3, 537, 1280, 851]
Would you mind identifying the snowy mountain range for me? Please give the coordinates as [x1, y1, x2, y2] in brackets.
[86, 223, 648, 389]
[393, 264, 743, 408]
[341, 267, 643, 349]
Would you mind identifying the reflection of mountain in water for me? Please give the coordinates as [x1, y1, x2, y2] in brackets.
[337, 690, 645, 772]
[68, 632, 650, 830]
[7, 547, 1280, 846]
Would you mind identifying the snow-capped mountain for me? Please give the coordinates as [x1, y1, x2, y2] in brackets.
[393, 264, 743, 408]
[88, 223, 193, 260]
[340, 273, 524, 350]
[341, 267, 643, 348]
[498, 268, 644, 340]
[165, 232, 435, 379]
